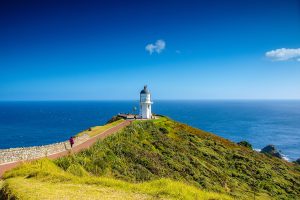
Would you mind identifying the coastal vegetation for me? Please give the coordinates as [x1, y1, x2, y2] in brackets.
[0, 159, 231, 200]
[1, 117, 300, 199]
[237, 141, 253, 149]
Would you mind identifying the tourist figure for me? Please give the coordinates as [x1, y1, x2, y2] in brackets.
[69, 136, 74, 148]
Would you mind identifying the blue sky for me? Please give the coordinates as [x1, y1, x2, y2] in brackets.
[0, 0, 300, 100]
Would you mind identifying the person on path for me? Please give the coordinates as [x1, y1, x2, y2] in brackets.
[69, 136, 74, 148]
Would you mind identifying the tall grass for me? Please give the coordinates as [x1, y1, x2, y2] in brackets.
[1, 159, 232, 200]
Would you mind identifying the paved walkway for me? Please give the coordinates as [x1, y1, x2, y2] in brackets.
[0, 120, 131, 178]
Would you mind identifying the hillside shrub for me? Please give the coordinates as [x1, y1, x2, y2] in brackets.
[237, 141, 252, 149]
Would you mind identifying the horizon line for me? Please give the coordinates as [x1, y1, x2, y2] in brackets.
[1, 99, 300, 102]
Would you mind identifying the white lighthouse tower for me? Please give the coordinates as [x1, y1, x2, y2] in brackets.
[139, 85, 153, 119]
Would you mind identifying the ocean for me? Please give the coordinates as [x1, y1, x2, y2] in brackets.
[0, 100, 299, 161]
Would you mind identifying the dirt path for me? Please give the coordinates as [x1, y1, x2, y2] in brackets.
[0, 120, 131, 178]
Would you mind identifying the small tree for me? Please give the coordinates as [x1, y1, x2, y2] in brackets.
[237, 141, 253, 149]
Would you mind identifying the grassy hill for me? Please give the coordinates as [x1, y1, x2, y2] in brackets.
[1, 117, 300, 199]
[0, 159, 231, 200]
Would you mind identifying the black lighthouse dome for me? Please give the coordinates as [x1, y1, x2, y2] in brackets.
[140, 85, 150, 94]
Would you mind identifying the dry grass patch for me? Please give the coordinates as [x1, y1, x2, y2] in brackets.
[77, 119, 124, 137]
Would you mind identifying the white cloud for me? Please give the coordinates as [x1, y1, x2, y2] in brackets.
[265, 48, 300, 61]
[145, 39, 166, 54]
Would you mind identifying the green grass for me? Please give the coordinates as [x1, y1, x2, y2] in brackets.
[76, 119, 124, 137]
[1, 117, 300, 200]
[1, 159, 232, 200]
[55, 117, 300, 199]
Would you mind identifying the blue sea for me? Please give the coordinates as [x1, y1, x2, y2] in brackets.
[0, 100, 299, 161]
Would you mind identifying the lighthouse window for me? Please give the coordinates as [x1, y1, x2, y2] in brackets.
[148, 105, 150, 108]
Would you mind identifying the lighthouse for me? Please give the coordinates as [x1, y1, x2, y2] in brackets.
[139, 85, 153, 119]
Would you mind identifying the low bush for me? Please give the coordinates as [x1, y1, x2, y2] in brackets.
[237, 141, 253, 149]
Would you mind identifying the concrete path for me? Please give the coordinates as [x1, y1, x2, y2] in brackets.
[0, 120, 131, 178]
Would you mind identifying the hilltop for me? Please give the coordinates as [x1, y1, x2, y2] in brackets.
[1, 117, 300, 199]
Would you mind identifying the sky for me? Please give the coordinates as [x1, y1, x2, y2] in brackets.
[0, 0, 300, 100]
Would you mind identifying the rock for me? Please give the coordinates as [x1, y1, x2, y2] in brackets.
[295, 158, 300, 165]
[260, 144, 282, 159]
[237, 141, 252, 149]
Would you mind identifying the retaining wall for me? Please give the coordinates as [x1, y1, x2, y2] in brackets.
[0, 134, 90, 164]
